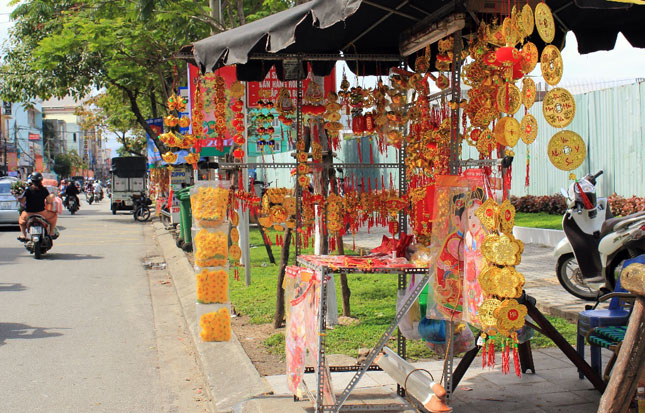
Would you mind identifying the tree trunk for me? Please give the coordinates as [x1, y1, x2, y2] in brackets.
[149, 90, 158, 119]
[337, 237, 351, 316]
[236, 0, 246, 25]
[122, 87, 167, 154]
[273, 227, 292, 329]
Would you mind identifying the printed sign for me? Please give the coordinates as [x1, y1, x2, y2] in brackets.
[246, 66, 335, 108]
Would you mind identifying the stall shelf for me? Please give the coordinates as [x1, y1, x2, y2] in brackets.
[297, 255, 429, 412]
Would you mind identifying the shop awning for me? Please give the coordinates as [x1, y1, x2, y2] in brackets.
[182, 0, 645, 79]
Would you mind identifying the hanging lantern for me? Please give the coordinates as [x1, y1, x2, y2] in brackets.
[352, 115, 366, 135]
[365, 113, 375, 133]
[495, 46, 521, 64]
[233, 148, 245, 159]
[233, 134, 245, 145]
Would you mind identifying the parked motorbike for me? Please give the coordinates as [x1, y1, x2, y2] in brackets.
[63, 195, 80, 214]
[24, 215, 55, 259]
[133, 192, 152, 222]
[554, 170, 645, 300]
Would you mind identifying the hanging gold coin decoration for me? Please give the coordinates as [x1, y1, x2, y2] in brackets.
[541, 45, 563, 86]
[473, 107, 497, 128]
[521, 42, 538, 74]
[543, 87, 576, 128]
[520, 114, 538, 144]
[535, 2, 555, 43]
[547, 130, 586, 171]
[522, 77, 537, 109]
[496, 83, 522, 114]
[520, 4, 534, 38]
[494, 116, 521, 147]
[479, 298, 502, 330]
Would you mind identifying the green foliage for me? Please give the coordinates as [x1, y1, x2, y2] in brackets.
[510, 194, 567, 215]
[514, 212, 563, 230]
[53, 150, 86, 177]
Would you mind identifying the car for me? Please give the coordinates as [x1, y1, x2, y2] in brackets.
[0, 178, 21, 227]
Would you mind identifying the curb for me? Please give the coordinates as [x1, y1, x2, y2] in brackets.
[153, 222, 272, 412]
[513, 226, 564, 248]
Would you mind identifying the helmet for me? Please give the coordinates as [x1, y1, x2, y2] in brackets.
[30, 172, 43, 183]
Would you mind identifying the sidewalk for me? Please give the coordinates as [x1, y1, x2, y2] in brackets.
[154, 221, 608, 412]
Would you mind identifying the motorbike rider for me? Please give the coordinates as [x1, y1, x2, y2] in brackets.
[93, 180, 103, 200]
[64, 179, 80, 207]
[16, 172, 57, 242]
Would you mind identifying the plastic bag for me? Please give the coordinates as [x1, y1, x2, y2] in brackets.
[396, 274, 424, 340]
[420, 321, 475, 355]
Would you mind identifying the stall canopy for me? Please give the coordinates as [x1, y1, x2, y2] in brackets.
[182, 0, 645, 80]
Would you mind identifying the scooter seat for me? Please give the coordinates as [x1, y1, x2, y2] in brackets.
[600, 211, 645, 239]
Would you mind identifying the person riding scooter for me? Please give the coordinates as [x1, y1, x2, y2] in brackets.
[16, 172, 58, 242]
[64, 180, 80, 211]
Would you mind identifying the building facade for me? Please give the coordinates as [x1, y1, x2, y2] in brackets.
[0, 101, 45, 178]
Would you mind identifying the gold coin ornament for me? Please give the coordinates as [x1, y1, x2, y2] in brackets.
[520, 4, 534, 38]
[479, 298, 502, 329]
[540, 45, 563, 86]
[520, 114, 538, 144]
[499, 199, 516, 235]
[482, 233, 524, 266]
[522, 77, 537, 109]
[494, 116, 521, 147]
[521, 42, 538, 74]
[535, 2, 555, 44]
[476, 198, 500, 232]
[543, 87, 576, 128]
[496, 83, 522, 114]
[547, 130, 587, 171]
[494, 299, 528, 335]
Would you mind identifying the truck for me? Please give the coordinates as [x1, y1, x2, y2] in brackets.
[110, 156, 147, 215]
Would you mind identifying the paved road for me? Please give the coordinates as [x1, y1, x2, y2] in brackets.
[0, 200, 210, 412]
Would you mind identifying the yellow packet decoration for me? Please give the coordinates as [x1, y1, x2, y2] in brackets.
[200, 308, 231, 342]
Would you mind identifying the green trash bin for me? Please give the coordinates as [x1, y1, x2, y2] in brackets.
[176, 186, 194, 252]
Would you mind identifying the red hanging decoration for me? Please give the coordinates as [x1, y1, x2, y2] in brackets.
[357, 139, 363, 163]
[513, 343, 522, 377]
[488, 340, 496, 367]
[482, 337, 488, 368]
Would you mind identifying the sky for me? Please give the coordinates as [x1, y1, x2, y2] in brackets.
[1, 1, 644, 154]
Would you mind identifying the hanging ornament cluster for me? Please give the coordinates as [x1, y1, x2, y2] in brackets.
[257, 188, 295, 246]
[323, 91, 343, 150]
[210, 75, 228, 151]
[228, 81, 246, 159]
[229, 209, 242, 280]
[167, 92, 187, 112]
[475, 198, 527, 376]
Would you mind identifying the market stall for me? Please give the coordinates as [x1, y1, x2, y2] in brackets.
[172, 0, 645, 411]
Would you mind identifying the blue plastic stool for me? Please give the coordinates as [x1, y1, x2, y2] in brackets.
[576, 255, 645, 379]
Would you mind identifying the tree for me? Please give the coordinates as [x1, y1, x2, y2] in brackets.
[76, 90, 147, 157]
[53, 150, 86, 177]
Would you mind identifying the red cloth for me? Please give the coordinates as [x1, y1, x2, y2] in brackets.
[370, 233, 414, 257]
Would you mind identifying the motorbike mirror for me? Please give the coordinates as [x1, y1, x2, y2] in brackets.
[560, 188, 569, 199]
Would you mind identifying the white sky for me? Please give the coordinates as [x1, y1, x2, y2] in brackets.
[1, 0, 644, 153]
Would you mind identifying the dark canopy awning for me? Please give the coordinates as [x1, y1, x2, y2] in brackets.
[184, 0, 645, 80]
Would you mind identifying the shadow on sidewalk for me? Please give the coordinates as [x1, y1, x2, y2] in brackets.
[0, 283, 26, 292]
[0, 322, 65, 347]
[44, 252, 103, 260]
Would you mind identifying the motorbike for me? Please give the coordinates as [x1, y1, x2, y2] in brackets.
[554, 170, 645, 300]
[24, 215, 55, 259]
[133, 192, 152, 222]
[86, 191, 94, 205]
[63, 195, 80, 214]
[95, 188, 104, 202]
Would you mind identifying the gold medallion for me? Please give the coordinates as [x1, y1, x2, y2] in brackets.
[520, 4, 534, 38]
[482, 233, 523, 266]
[535, 2, 555, 43]
[494, 299, 528, 335]
[521, 42, 538, 74]
[473, 107, 497, 128]
[543, 87, 576, 128]
[499, 199, 516, 235]
[541, 45, 563, 86]
[496, 83, 522, 114]
[476, 198, 499, 232]
[547, 130, 586, 171]
[479, 298, 502, 329]
[522, 77, 537, 109]
[520, 114, 538, 144]
[494, 116, 521, 147]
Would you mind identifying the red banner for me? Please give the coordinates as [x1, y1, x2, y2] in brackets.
[246, 66, 335, 108]
[29, 133, 40, 141]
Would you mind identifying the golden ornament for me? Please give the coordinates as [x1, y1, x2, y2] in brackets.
[547, 130, 586, 171]
[522, 77, 537, 109]
[520, 114, 538, 144]
[520, 4, 534, 38]
[476, 198, 499, 232]
[543, 87, 576, 128]
[494, 299, 528, 335]
[499, 199, 516, 234]
[535, 2, 555, 44]
[230, 227, 240, 243]
[479, 298, 502, 329]
[482, 233, 524, 266]
[521, 42, 538, 74]
[473, 107, 497, 128]
[496, 83, 522, 114]
[476, 128, 497, 157]
[230, 81, 245, 99]
[494, 116, 521, 147]
[540, 45, 563, 86]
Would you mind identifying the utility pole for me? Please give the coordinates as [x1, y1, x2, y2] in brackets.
[209, 0, 221, 34]
[1, 100, 5, 176]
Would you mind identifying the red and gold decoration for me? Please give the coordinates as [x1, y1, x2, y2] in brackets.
[547, 130, 586, 171]
[543, 87, 576, 128]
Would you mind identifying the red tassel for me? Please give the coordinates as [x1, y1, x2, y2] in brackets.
[482, 337, 488, 368]
[357, 139, 363, 163]
[488, 340, 495, 368]
[234, 268, 239, 281]
[513, 343, 521, 377]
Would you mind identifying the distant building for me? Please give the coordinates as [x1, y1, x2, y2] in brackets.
[42, 96, 108, 179]
[0, 101, 45, 178]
